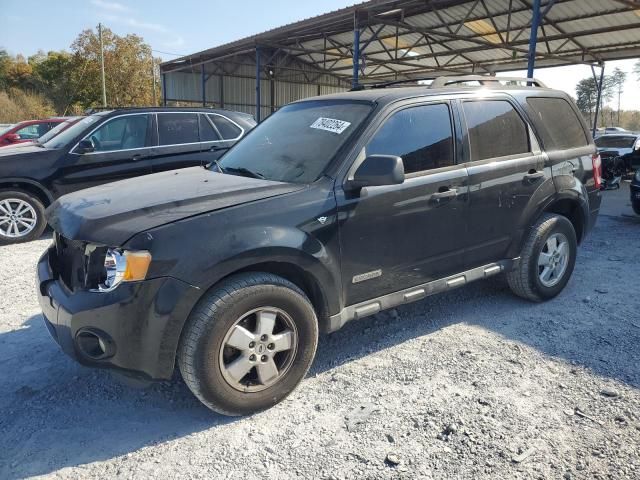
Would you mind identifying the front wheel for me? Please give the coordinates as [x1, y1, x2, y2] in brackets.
[507, 213, 577, 302]
[0, 190, 47, 245]
[178, 272, 319, 416]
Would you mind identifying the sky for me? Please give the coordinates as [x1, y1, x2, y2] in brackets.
[1, 0, 639, 110]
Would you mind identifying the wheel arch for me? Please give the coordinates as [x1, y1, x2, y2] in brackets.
[542, 196, 587, 244]
[0, 178, 54, 207]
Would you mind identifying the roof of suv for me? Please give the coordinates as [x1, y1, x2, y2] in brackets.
[297, 85, 563, 106]
[90, 107, 255, 122]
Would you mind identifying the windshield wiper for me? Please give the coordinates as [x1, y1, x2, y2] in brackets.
[224, 166, 265, 179]
[212, 159, 225, 173]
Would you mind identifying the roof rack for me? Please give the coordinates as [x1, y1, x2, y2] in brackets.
[430, 75, 547, 88]
[351, 75, 546, 91]
[82, 105, 214, 115]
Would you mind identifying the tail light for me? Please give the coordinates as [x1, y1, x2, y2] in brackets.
[592, 153, 602, 189]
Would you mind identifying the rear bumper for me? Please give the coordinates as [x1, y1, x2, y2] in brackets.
[36, 247, 201, 380]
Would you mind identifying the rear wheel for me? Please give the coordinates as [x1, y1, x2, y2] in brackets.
[0, 190, 47, 245]
[178, 272, 319, 415]
[507, 213, 577, 302]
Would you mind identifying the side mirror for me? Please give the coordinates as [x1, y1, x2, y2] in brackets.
[76, 139, 95, 154]
[346, 154, 405, 190]
[5, 133, 20, 143]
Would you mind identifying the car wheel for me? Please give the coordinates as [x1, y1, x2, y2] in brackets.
[632, 199, 640, 216]
[0, 190, 47, 245]
[178, 272, 319, 416]
[507, 213, 577, 302]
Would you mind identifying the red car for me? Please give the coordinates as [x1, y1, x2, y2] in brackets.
[0, 118, 68, 147]
[0, 116, 84, 149]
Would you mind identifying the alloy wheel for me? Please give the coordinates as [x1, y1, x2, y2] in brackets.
[219, 307, 298, 392]
[0, 199, 37, 239]
[538, 232, 569, 287]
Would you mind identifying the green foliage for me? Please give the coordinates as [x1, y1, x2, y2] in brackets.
[0, 26, 160, 122]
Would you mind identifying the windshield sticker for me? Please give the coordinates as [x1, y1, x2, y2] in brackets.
[310, 117, 351, 134]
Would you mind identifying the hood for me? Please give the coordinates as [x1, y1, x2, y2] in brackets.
[0, 144, 52, 157]
[0, 141, 37, 150]
[47, 167, 305, 245]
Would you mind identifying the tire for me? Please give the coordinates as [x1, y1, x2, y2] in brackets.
[632, 200, 640, 216]
[178, 272, 319, 416]
[0, 189, 47, 245]
[507, 213, 577, 302]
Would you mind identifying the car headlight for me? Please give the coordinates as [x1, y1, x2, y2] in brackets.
[99, 248, 152, 291]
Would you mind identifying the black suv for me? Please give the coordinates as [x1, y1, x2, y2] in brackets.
[0, 107, 255, 244]
[37, 78, 601, 415]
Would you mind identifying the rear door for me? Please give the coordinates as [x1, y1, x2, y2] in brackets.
[53, 113, 154, 195]
[460, 97, 551, 268]
[150, 112, 204, 173]
[198, 113, 242, 164]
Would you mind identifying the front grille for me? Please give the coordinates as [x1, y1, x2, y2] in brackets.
[54, 234, 88, 291]
[52, 233, 108, 291]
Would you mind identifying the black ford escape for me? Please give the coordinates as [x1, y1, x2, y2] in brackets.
[0, 107, 255, 244]
[37, 77, 601, 415]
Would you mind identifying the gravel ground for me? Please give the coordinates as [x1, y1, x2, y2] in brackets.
[0, 183, 639, 480]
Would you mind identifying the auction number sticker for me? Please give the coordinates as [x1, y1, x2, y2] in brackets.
[310, 117, 351, 134]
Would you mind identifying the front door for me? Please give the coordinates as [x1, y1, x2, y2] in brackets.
[52, 113, 154, 196]
[459, 98, 551, 268]
[336, 102, 469, 306]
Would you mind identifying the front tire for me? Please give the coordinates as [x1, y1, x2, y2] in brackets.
[178, 272, 319, 416]
[507, 213, 577, 302]
[0, 190, 47, 245]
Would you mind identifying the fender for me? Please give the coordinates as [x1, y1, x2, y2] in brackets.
[507, 187, 589, 259]
[0, 177, 54, 204]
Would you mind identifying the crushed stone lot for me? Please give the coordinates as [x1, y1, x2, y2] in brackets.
[1, 184, 639, 480]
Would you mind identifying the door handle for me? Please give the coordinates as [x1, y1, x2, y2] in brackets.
[131, 154, 145, 161]
[523, 170, 545, 181]
[431, 188, 458, 202]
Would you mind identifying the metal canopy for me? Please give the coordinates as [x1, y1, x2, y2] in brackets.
[161, 0, 640, 83]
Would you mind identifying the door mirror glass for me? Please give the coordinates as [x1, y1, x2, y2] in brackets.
[76, 139, 95, 154]
[347, 154, 405, 190]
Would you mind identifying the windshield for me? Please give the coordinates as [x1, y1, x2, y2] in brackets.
[216, 100, 373, 183]
[595, 136, 637, 149]
[36, 118, 81, 144]
[43, 115, 101, 149]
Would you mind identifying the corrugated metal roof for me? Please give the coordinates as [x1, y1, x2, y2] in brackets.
[161, 0, 640, 82]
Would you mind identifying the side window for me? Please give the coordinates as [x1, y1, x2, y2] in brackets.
[199, 114, 220, 142]
[16, 124, 43, 139]
[526, 97, 588, 150]
[463, 100, 529, 161]
[366, 103, 454, 174]
[209, 114, 242, 140]
[89, 115, 149, 152]
[158, 113, 199, 145]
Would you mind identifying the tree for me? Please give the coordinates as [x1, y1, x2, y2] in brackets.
[576, 77, 598, 126]
[29, 50, 76, 113]
[610, 67, 626, 126]
[575, 75, 614, 128]
[69, 27, 159, 109]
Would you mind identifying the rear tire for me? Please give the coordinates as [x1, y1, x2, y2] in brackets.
[507, 213, 577, 302]
[0, 189, 47, 245]
[178, 272, 319, 416]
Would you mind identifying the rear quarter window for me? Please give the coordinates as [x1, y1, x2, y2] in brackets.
[526, 97, 588, 150]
